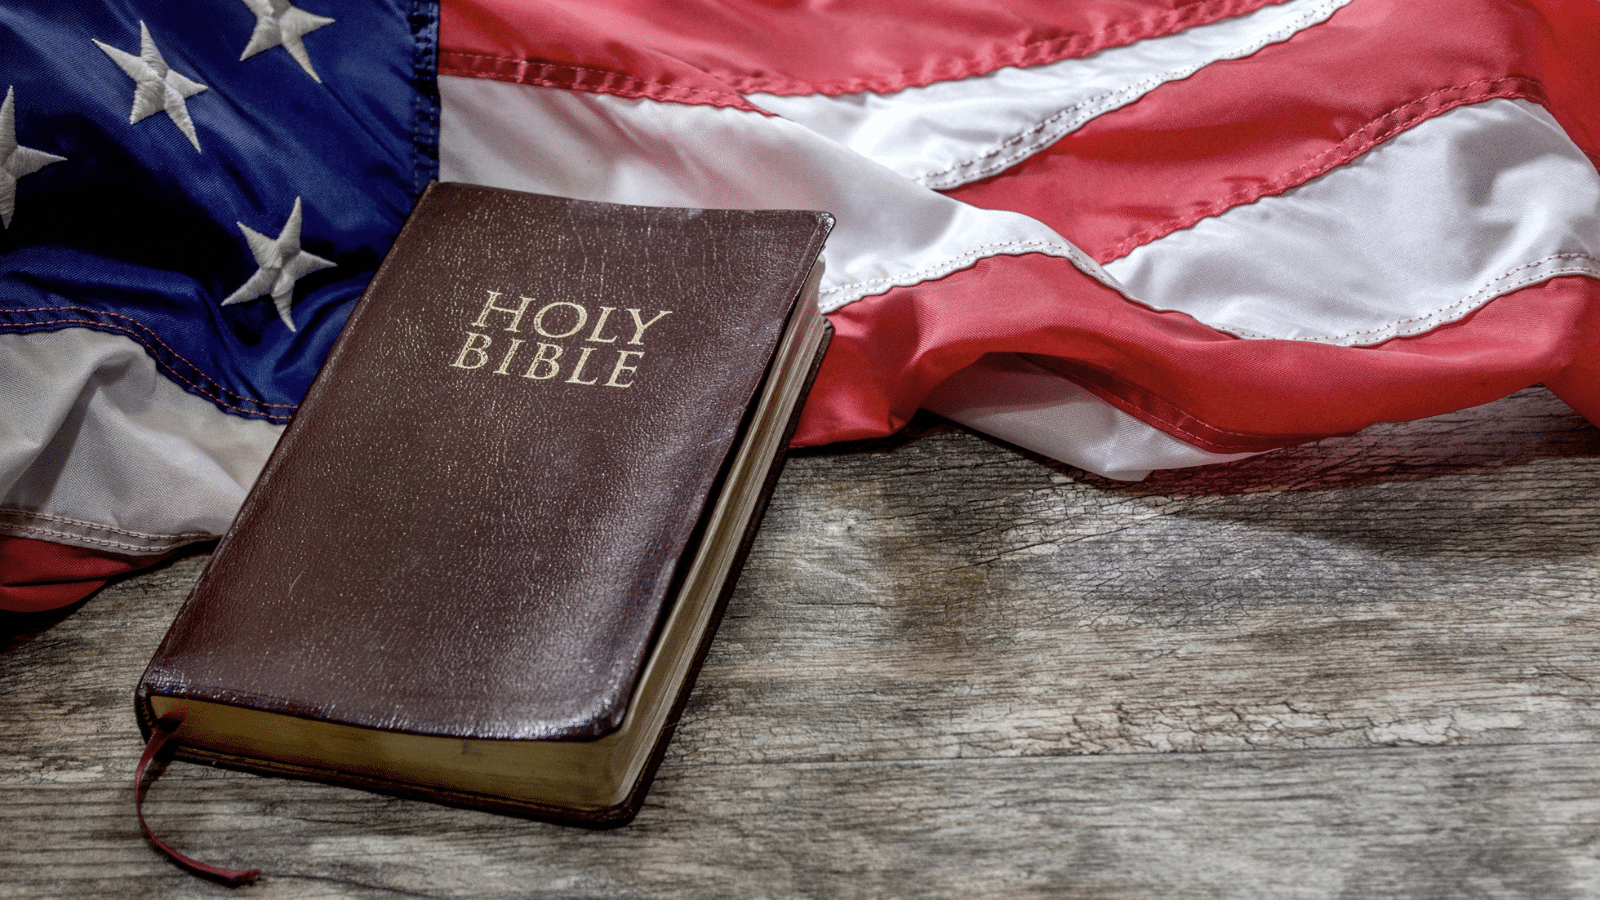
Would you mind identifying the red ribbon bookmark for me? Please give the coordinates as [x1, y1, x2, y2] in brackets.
[135, 717, 261, 886]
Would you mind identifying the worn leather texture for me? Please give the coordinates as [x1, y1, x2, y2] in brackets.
[137, 183, 833, 748]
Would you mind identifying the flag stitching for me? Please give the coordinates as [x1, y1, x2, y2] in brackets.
[0, 510, 211, 546]
[815, 238, 1114, 312]
[0, 308, 297, 421]
[912, 0, 1350, 188]
[438, 50, 760, 110]
[0, 522, 188, 553]
[1222, 254, 1600, 343]
[408, 0, 443, 195]
[707, 0, 1283, 97]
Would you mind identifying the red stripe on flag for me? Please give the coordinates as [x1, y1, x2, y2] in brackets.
[950, 0, 1600, 263]
[796, 256, 1600, 452]
[0, 535, 167, 612]
[439, 0, 758, 110]
[439, 0, 1284, 99]
[1533, 0, 1600, 161]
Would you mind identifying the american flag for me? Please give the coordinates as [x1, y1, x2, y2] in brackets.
[3, 0, 1598, 611]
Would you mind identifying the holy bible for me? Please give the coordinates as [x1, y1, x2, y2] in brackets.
[136, 183, 833, 827]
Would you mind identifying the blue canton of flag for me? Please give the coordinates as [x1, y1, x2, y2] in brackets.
[0, 0, 439, 608]
[2, 0, 438, 413]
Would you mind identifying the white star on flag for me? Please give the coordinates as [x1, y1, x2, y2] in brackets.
[239, 0, 336, 84]
[222, 197, 336, 332]
[0, 86, 65, 229]
[93, 22, 209, 153]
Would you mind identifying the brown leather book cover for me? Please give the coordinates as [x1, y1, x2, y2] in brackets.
[135, 182, 833, 826]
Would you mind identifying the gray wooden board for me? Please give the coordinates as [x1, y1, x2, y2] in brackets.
[3, 386, 1598, 898]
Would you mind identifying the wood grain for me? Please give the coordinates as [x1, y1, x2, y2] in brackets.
[3, 386, 1598, 898]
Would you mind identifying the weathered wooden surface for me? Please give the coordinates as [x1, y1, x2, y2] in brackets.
[3, 386, 1598, 899]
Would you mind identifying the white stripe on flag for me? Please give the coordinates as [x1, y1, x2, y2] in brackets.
[0, 328, 281, 552]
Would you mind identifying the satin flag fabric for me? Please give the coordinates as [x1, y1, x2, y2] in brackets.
[3, 0, 1598, 610]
